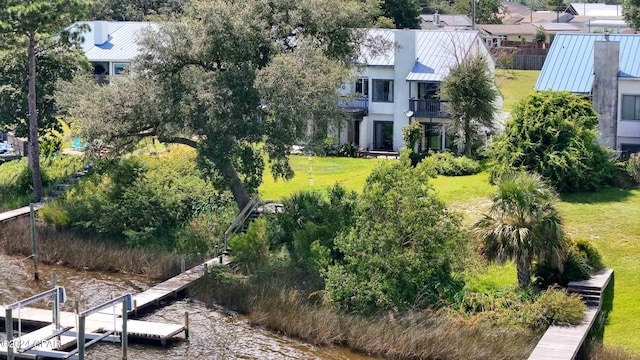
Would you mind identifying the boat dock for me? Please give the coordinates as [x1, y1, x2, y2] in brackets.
[0, 203, 43, 224]
[528, 269, 613, 360]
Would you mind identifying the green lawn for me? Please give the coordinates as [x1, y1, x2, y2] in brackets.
[258, 155, 388, 200]
[259, 158, 640, 352]
[495, 69, 540, 112]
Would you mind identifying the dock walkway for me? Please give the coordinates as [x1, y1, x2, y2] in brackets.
[528, 269, 613, 360]
[0, 203, 43, 223]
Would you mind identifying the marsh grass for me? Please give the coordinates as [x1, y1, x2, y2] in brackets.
[192, 273, 538, 360]
[0, 217, 192, 280]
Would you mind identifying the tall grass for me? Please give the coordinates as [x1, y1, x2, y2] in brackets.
[0, 217, 194, 280]
[192, 273, 538, 360]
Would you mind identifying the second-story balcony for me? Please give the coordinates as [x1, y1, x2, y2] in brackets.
[339, 96, 369, 111]
[409, 99, 450, 118]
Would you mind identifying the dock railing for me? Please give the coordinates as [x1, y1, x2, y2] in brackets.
[223, 195, 260, 255]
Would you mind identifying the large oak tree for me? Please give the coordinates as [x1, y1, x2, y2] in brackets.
[57, 0, 379, 211]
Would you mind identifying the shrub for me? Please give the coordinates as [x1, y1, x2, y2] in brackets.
[534, 238, 603, 287]
[401, 121, 422, 152]
[489, 91, 616, 192]
[324, 162, 468, 314]
[41, 146, 234, 251]
[339, 142, 357, 157]
[456, 286, 586, 331]
[419, 152, 482, 176]
[229, 217, 271, 274]
[267, 185, 358, 280]
[628, 153, 640, 184]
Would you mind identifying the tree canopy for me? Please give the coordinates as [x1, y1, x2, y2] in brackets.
[440, 55, 497, 156]
[488, 91, 615, 193]
[90, 0, 189, 20]
[625, 0, 640, 32]
[0, 0, 90, 200]
[382, 0, 421, 29]
[324, 161, 468, 314]
[57, 0, 379, 210]
[452, 0, 503, 24]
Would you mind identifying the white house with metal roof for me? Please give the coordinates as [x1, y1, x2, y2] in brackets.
[535, 33, 640, 153]
[339, 29, 495, 152]
[70, 21, 156, 84]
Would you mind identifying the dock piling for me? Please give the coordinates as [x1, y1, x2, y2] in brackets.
[181, 258, 185, 273]
[29, 203, 39, 281]
[184, 311, 189, 339]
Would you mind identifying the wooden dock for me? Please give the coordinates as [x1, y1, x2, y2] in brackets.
[0, 203, 43, 223]
[528, 269, 613, 360]
[98, 256, 230, 317]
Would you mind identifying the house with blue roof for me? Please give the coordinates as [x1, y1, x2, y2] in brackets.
[69, 21, 156, 85]
[339, 29, 496, 152]
[535, 33, 640, 153]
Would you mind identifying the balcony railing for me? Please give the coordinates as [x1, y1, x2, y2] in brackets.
[409, 99, 450, 118]
[338, 96, 369, 110]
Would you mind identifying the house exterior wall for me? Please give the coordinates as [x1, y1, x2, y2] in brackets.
[592, 41, 619, 149]
[617, 78, 640, 147]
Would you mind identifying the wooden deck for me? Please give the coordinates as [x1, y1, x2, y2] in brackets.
[0, 203, 43, 223]
[528, 307, 599, 360]
[99, 256, 230, 316]
[528, 269, 613, 360]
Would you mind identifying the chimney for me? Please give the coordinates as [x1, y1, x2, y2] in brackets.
[93, 21, 109, 46]
[592, 40, 619, 149]
[434, 11, 441, 27]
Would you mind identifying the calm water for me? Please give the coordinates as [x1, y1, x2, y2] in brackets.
[0, 254, 375, 360]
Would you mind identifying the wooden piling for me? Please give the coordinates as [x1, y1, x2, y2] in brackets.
[184, 311, 189, 339]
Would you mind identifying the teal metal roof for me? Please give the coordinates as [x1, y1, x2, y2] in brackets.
[535, 33, 640, 94]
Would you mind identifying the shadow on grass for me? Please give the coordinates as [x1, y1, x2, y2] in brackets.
[561, 188, 634, 204]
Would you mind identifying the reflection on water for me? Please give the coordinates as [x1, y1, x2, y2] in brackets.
[0, 254, 375, 360]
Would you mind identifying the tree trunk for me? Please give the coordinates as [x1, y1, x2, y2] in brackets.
[27, 31, 44, 202]
[220, 162, 251, 211]
[464, 118, 472, 156]
[516, 260, 531, 287]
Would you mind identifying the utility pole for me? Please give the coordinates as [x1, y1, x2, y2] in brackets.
[472, 0, 477, 30]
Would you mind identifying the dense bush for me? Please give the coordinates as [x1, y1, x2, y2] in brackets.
[41, 147, 235, 251]
[324, 161, 469, 314]
[456, 286, 586, 331]
[0, 155, 83, 210]
[628, 153, 640, 184]
[489, 91, 616, 192]
[267, 185, 358, 280]
[229, 217, 271, 274]
[535, 238, 603, 287]
[420, 152, 482, 176]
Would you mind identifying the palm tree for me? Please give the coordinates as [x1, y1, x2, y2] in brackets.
[473, 172, 566, 287]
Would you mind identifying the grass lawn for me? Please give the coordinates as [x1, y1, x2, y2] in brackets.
[495, 69, 540, 112]
[258, 155, 388, 200]
[259, 158, 640, 352]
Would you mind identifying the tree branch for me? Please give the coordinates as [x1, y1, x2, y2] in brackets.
[158, 136, 198, 148]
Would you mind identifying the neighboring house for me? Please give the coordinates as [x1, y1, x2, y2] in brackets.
[565, 3, 624, 17]
[478, 23, 581, 46]
[535, 34, 640, 153]
[69, 21, 155, 84]
[420, 13, 472, 30]
[563, 3, 629, 33]
[338, 29, 495, 152]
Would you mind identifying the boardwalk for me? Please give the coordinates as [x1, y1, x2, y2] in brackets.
[99, 256, 230, 316]
[528, 269, 613, 360]
[0, 203, 43, 223]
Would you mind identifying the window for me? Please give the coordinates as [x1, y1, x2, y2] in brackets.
[372, 79, 393, 102]
[622, 95, 640, 120]
[113, 62, 130, 75]
[355, 78, 369, 97]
